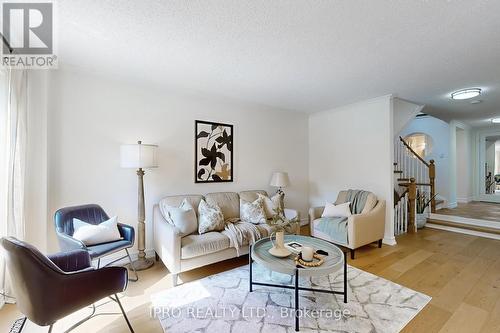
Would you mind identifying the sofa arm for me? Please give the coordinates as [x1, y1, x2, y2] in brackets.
[56, 232, 87, 252]
[153, 204, 181, 274]
[347, 200, 386, 249]
[117, 223, 135, 244]
[48, 249, 92, 272]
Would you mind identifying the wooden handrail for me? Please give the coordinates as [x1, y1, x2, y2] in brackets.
[394, 189, 409, 207]
[399, 182, 431, 187]
[399, 136, 430, 167]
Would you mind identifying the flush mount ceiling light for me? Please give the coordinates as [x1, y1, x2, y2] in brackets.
[451, 88, 481, 100]
[491, 118, 500, 124]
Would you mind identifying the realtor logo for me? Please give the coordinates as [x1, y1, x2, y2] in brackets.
[1, 1, 57, 68]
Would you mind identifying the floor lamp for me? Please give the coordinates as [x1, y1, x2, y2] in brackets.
[120, 141, 158, 270]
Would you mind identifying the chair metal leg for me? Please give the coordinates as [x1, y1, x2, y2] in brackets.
[48, 324, 53, 333]
[97, 258, 100, 269]
[114, 294, 135, 333]
[125, 249, 139, 282]
[62, 304, 96, 333]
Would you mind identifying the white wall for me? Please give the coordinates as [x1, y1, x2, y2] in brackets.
[399, 115, 450, 206]
[393, 98, 423, 136]
[46, 68, 309, 253]
[25, 71, 49, 251]
[309, 95, 395, 245]
[455, 127, 472, 203]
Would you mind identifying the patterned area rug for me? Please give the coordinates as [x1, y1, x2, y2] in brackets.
[151, 264, 431, 333]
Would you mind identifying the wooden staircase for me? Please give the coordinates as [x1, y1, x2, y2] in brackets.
[393, 136, 436, 235]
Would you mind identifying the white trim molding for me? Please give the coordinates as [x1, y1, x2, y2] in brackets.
[429, 213, 500, 230]
[426, 223, 500, 241]
[382, 236, 397, 246]
[456, 197, 473, 203]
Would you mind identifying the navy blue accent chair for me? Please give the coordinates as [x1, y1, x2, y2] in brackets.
[54, 204, 138, 281]
[1, 237, 134, 333]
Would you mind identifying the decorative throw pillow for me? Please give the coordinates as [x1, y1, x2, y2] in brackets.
[240, 197, 267, 224]
[72, 216, 122, 246]
[198, 199, 225, 234]
[159, 198, 198, 237]
[257, 193, 284, 219]
[321, 202, 352, 218]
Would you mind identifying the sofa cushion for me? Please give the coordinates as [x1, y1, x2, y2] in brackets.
[240, 197, 267, 224]
[159, 195, 204, 216]
[313, 217, 348, 246]
[362, 193, 378, 213]
[159, 198, 198, 237]
[258, 192, 284, 219]
[181, 232, 230, 259]
[198, 199, 225, 234]
[205, 192, 240, 219]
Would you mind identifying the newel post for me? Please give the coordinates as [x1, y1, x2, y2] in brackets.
[429, 159, 436, 213]
[408, 178, 417, 233]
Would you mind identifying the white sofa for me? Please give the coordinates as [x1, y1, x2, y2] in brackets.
[153, 190, 299, 285]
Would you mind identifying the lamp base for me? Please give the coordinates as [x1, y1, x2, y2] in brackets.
[130, 257, 154, 271]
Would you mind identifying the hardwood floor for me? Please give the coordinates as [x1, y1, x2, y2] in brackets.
[436, 201, 500, 223]
[1, 227, 499, 332]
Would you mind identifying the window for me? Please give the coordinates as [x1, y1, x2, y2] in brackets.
[404, 133, 432, 158]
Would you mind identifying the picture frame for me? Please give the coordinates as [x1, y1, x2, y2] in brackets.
[195, 120, 233, 183]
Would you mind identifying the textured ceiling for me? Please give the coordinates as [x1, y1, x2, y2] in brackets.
[57, 0, 500, 126]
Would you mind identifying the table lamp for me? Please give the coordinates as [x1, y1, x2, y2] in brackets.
[120, 141, 158, 270]
[270, 171, 290, 195]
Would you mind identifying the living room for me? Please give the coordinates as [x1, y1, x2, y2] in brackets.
[1, 1, 499, 333]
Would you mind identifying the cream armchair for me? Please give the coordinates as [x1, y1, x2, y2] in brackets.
[309, 190, 386, 259]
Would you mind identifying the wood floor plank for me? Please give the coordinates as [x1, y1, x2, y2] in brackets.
[463, 259, 500, 312]
[401, 304, 451, 333]
[432, 257, 493, 312]
[480, 298, 500, 333]
[438, 302, 489, 333]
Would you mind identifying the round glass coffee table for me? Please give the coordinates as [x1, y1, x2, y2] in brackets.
[249, 235, 347, 332]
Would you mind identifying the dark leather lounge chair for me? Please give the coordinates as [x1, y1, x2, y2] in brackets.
[0, 237, 134, 332]
[54, 204, 138, 281]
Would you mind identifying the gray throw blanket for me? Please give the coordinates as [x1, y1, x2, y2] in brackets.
[315, 189, 371, 245]
[222, 218, 263, 256]
[344, 189, 371, 214]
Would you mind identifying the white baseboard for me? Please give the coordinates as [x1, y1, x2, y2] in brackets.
[447, 202, 458, 208]
[457, 197, 473, 203]
[426, 223, 500, 241]
[429, 213, 500, 230]
[382, 237, 397, 246]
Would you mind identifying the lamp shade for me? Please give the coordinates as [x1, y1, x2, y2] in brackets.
[120, 141, 158, 169]
[270, 172, 290, 188]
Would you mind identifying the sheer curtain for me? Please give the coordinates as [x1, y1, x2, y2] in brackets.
[0, 69, 28, 308]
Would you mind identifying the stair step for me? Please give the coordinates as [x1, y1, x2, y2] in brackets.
[397, 178, 410, 181]
[394, 170, 403, 174]
[427, 218, 500, 235]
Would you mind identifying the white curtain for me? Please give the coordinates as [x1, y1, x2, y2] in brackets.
[0, 69, 28, 308]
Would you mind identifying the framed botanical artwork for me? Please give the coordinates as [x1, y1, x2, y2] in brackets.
[195, 120, 233, 183]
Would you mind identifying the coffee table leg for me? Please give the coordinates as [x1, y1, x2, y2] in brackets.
[343, 250, 347, 303]
[249, 244, 253, 292]
[295, 268, 299, 331]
